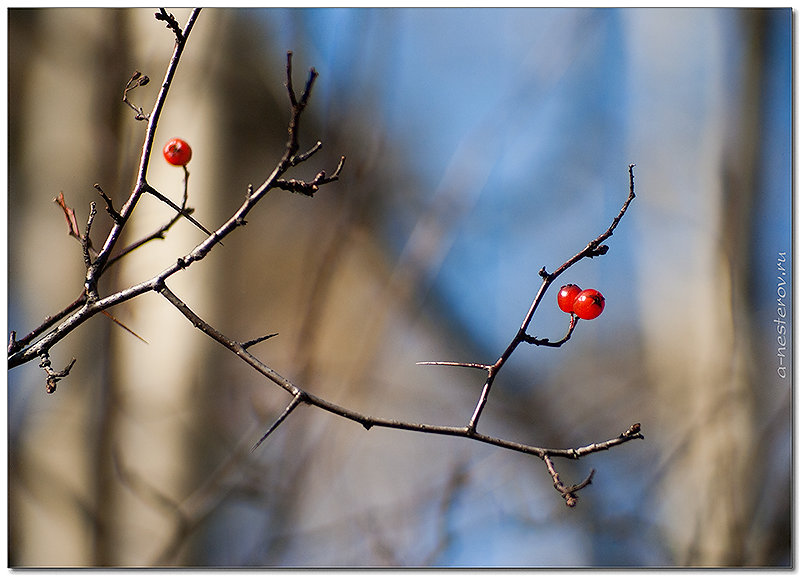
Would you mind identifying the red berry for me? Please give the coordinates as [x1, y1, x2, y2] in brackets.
[573, 288, 605, 320]
[557, 284, 582, 313]
[163, 138, 192, 166]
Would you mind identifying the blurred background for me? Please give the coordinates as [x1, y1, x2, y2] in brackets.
[7, 7, 791, 567]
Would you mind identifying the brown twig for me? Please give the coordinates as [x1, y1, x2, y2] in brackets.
[95, 184, 123, 224]
[543, 454, 594, 507]
[38, 352, 76, 394]
[122, 70, 150, 121]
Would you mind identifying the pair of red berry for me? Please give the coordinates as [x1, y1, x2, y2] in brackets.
[557, 284, 605, 320]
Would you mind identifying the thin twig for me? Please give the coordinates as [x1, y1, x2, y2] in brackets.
[144, 184, 214, 237]
[415, 361, 491, 371]
[100, 310, 149, 344]
[38, 353, 76, 394]
[95, 184, 123, 224]
[543, 454, 594, 508]
[122, 70, 150, 121]
[82, 202, 97, 271]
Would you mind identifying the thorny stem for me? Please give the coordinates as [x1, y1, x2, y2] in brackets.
[452, 165, 637, 434]
[157, 281, 643, 466]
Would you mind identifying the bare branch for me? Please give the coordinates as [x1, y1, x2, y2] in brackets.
[155, 280, 643, 481]
[284, 51, 319, 161]
[84, 8, 201, 295]
[105, 203, 189, 268]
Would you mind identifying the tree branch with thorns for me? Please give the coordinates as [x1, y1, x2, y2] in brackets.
[7, 8, 642, 508]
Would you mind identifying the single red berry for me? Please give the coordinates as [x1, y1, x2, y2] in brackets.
[163, 138, 192, 166]
[573, 288, 605, 320]
[557, 284, 583, 313]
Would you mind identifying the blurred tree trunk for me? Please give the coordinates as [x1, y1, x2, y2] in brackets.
[8, 8, 223, 565]
[627, 9, 769, 566]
